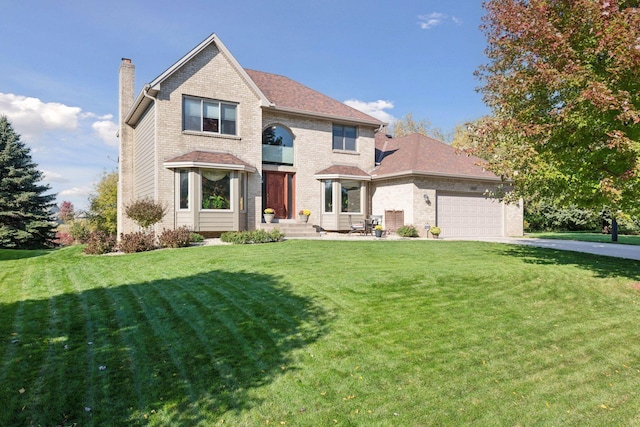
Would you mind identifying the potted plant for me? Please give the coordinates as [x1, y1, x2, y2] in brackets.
[429, 226, 441, 239]
[374, 224, 383, 238]
[298, 209, 311, 223]
[263, 208, 275, 223]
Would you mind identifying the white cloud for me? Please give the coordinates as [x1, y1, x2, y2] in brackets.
[0, 92, 118, 148]
[92, 120, 119, 147]
[344, 99, 396, 124]
[0, 93, 81, 139]
[60, 186, 93, 198]
[418, 13, 461, 30]
[82, 112, 114, 121]
[0, 92, 118, 210]
[418, 13, 446, 30]
[43, 170, 70, 183]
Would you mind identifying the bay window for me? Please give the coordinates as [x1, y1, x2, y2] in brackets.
[179, 170, 189, 209]
[340, 180, 361, 213]
[201, 169, 231, 210]
[324, 180, 333, 213]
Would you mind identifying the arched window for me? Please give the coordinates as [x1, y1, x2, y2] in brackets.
[262, 125, 294, 165]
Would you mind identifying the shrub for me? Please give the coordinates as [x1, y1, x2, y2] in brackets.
[429, 226, 441, 237]
[54, 232, 74, 247]
[83, 231, 117, 255]
[68, 220, 92, 243]
[397, 225, 419, 237]
[118, 231, 157, 253]
[220, 229, 285, 244]
[158, 227, 192, 248]
[124, 198, 167, 229]
[190, 232, 205, 243]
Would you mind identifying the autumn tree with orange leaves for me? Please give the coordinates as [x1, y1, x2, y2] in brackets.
[468, 0, 640, 238]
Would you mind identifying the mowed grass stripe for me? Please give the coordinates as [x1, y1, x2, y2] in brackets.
[27, 266, 89, 425]
[3, 242, 640, 425]
[0, 260, 62, 425]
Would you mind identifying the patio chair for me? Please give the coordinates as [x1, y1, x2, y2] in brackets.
[349, 215, 365, 235]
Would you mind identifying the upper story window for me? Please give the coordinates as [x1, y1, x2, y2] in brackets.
[332, 124, 357, 151]
[262, 124, 294, 165]
[183, 97, 237, 135]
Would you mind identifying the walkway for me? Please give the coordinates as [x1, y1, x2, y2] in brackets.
[446, 236, 640, 262]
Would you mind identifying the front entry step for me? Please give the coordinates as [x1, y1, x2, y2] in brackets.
[260, 221, 319, 238]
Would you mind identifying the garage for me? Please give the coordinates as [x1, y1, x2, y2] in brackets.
[436, 192, 504, 237]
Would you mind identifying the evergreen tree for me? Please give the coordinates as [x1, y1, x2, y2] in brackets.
[0, 115, 57, 248]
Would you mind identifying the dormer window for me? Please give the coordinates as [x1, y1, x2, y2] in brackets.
[183, 96, 237, 135]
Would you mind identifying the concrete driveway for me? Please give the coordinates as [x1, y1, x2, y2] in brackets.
[447, 236, 640, 261]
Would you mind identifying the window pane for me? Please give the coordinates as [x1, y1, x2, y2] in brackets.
[179, 170, 189, 209]
[262, 125, 294, 165]
[221, 104, 236, 135]
[344, 126, 357, 151]
[203, 102, 219, 132]
[332, 125, 344, 150]
[201, 170, 230, 210]
[341, 180, 361, 213]
[239, 173, 246, 211]
[324, 180, 333, 213]
[184, 98, 201, 131]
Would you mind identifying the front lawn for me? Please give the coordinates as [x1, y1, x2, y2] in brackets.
[528, 231, 640, 246]
[1, 240, 639, 426]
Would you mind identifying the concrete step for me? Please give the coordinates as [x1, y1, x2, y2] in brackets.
[260, 221, 319, 238]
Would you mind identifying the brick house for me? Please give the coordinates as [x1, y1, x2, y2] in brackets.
[118, 33, 523, 238]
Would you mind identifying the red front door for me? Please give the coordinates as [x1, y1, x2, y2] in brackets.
[264, 172, 295, 219]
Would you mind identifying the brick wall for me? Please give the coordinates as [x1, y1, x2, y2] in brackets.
[148, 43, 264, 232]
[261, 112, 377, 228]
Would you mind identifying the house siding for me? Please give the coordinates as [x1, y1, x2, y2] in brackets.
[133, 104, 156, 200]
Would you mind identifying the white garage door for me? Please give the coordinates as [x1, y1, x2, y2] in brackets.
[436, 192, 503, 237]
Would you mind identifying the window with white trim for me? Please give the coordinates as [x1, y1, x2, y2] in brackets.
[340, 180, 361, 213]
[201, 169, 231, 210]
[323, 180, 333, 213]
[179, 169, 189, 210]
[183, 97, 237, 135]
[332, 124, 357, 151]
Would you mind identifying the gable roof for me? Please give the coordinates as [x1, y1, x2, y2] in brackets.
[372, 133, 501, 181]
[126, 33, 383, 127]
[245, 69, 383, 126]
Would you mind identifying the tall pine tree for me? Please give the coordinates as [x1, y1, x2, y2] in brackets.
[0, 115, 57, 248]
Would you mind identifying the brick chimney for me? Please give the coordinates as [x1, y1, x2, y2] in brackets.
[117, 58, 135, 236]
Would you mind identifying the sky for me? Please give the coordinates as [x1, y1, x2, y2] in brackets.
[0, 0, 491, 211]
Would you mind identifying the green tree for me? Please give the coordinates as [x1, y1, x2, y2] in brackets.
[471, 0, 640, 240]
[392, 113, 451, 142]
[0, 115, 56, 248]
[88, 170, 118, 234]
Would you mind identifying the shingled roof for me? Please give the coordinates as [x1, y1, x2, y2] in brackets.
[314, 164, 371, 179]
[163, 150, 256, 172]
[245, 69, 383, 126]
[372, 133, 500, 181]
